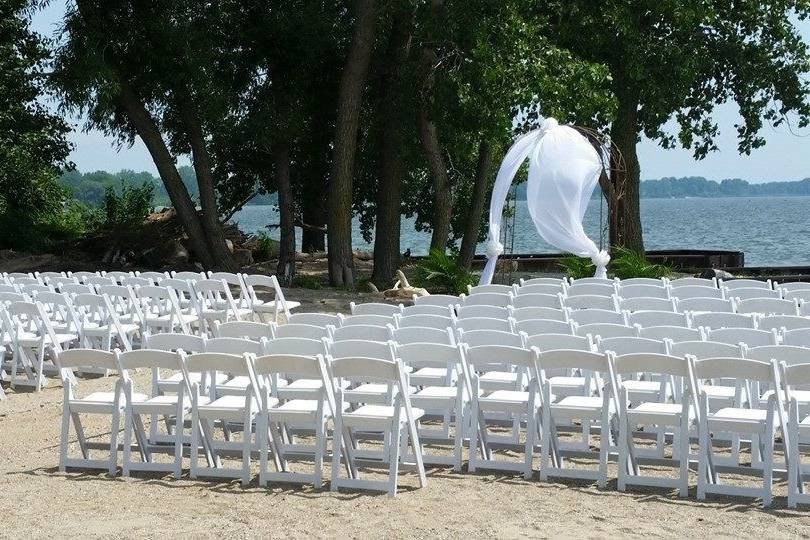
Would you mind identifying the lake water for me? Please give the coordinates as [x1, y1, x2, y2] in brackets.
[230, 196, 810, 267]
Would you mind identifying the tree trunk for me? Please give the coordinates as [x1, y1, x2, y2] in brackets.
[370, 4, 413, 288]
[274, 140, 296, 283]
[418, 50, 452, 252]
[181, 105, 238, 271]
[327, 0, 377, 287]
[609, 90, 644, 252]
[115, 84, 215, 268]
[459, 139, 492, 269]
[301, 196, 326, 252]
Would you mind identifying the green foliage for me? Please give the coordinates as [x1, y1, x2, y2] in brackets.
[291, 274, 322, 290]
[412, 249, 476, 295]
[610, 248, 674, 280]
[557, 255, 595, 280]
[100, 182, 154, 231]
[253, 232, 280, 261]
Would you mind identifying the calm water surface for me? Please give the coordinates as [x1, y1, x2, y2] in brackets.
[231, 196, 810, 267]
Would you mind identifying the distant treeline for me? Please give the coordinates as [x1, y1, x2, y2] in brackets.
[60, 168, 276, 207]
[512, 176, 810, 200]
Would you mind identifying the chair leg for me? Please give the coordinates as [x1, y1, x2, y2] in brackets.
[330, 412, 345, 491]
[763, 427, 775, 507]
[698, 420, 709, 500]
[59, 402, 71, 472]
[788, 424, 799, 508]
[122, 408, 133, 477]
[314, 417, 326, 489]
[109, 407, 121, 476]
[388, 423, 401, 497]
[524, 409, 536, 480]
[678, 423, 690, 497]
[617, 414, 628, 492]
[539, 409, 552, 480]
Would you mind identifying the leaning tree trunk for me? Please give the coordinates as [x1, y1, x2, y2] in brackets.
[327, 0, 378, 287]
[609, 90, 644, 252]
[459, 139, 492, 269]
[274, 140, 296, 283]
[370, 4, 413, 288]
[181, 105, 238, 271]
[116, 84, 215, 268]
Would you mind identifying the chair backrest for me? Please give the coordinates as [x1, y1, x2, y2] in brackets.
[0, 292, 28, 305]
[691, 312, 755, 330]
[758, 315, 810, 333]
[537, 349, 610, 373]
[0, 284, 19, 294]
[394, 314, 455, 329]
[563, 295, 618, 311]
[349, 302, 401, 316]
[161, 278, 199, 304]
[390, 326, 455, 345]
[97, 284, 142, 318]
[194, 279, 238, 310]
[464, 345, 537, 371]
[182, 351, 253, 378]
[456, 328, 523, 348]
[620, 278, 668, 287]
[598, 336, 667, 356]
[737, 297, 798, 316]
[397, 341, 462, 370]
[135, 271, 168, 282]
[509, 306, 567, 322]
[338, 314, 393, 327]
[413, 294, 459, 307]
[515, 318, 575, 336]
[264, 337, 328, 356]
[58, 283, 96, 297]
[618, 297, 677, 313]
[11, 276, 42, 287]
[510, 293, 563, 310]
[455, 317, 513, 333]
[208, 271, 249, 304]
[669, 277, 718, 288]
[520, 277, 567, 286]
[783, 328, 810, 348]
[525, 333, 593, 352]
[668, 340, 743, 360]
[566, 283, 617, 297]
[569, 277, 617, 286]
[287, 312, 342, 327]
[567, 308, 626, 326]
[21, 284, 53, 296]
[103, 271, 133, 284]
[330, 356, 400, 383]
[617, 284, 670, 300]
[241, 273, 293, 317]
[676, 297, 735, 314]
[205, 336, 265, 355]
[782, 289, 810, 303]
[639, 325, 704, 343]
[57, 348, 119, 371]
[782, 363, 810, 389]
[400, 304, 453, 317]
[613, 353, 691, 379]
[253, 353, 329, 380]
[85, 276, 115, 287]
[121, 276, 154, 288]
[707, 327, 778, 348]
[747, 345, 810, 367]
[270, 323, 330, 340]
[670, 285, 724, 300]
[143, 332, 206, 353]
[719, 278, 772, 290]
[36, 271, 68, 283]
[456, 305, 509, 319]
[776, 281, 810, 292]
[460, 292, 512, 307]
[214, 320, 273, 340]
[117, 349, 181, 371]
[70, 271, 100, 283]
[576, 323, 638, 340]
[468, 284, 513, 295]
[515, 284, 565, 296]
[692, 357, 775, 384]
[329, 324, 391, 342]
[725, 287, 782, 301]
[327, 338, 395, 362]
[627, 310, 689, 328]
[171, 271, 205, 282]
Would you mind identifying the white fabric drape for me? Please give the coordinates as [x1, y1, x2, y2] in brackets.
[480, 118, 609, 284]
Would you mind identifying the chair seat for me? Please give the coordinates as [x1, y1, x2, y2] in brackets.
[704, 385, 736, 399]
[18, 332, 78, 347]
[72, 391, 147, 413]
[627, 402, 684, 425]
[548, 376, 586, 389]
[269, 399, 324, 422]
[411, 386, 460, 408]
[131, 394, 193, 414]
[217, 376, 253, 396]
[708, 407, 770, 433]
[623, 380, 661, 393]
[160, 372, 228, 389]
[277, 378, 327, 399]
[411, 367, 449, 384]
[342, 404, 425, 429]
[83, 322, 140, 336]
[253, 300, 301, 313]
[344, 383, 399, 404]
[479, 390, 538, 413]
[198, 395, 261, 421]
[551, 395, 604, 420]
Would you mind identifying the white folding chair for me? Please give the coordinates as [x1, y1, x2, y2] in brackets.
[538, 349, 616, 487]
[758, 315, 810, 334]
[98, 284, 144, 347]
[270, 322, 330, 340]
[171, 271, 205, 282]
[514, 284, 565, 296]
[456, 305, 509, 320]
[103, 271, 133, 284]
[567, 283, 618, 298]
[349, 302, 401, 316]
[135, 271, 168, 283]
[568, 308, 626, 326]
[707, 327, 778, 348]
[69, 271, 100, 284]
[136, 285, 194, 335]
[676, 297, 736, 314]
[57, 349, 132, 474]
[563, 295, 618, 312]
[73, 293, 133, 352]
[468, 284, 513, 295]
[510, 293, 564, 310]
[621, 278, 668, 287]
[692, 312, 756, 330]
[577, 323, 638, 340]
[399, 304, 453, 317]
[782, 289, 810, 303]
[627, 310, 689, 329]
[737, 297, 799, 316]
[161, 278, 203, 326]
[569, 277, 617, 286]
[391, 326, 455, 346]
[413, 294, 459, 307]
[669, 277, 718, 288]
[459, 292, 512, 307]
[288, 312, 341, 327]
[720, 278, 773, 290]
[695, 357, 783, 506]
[143, 332, 208, 397]
[183, 351, 261, 485]
[117, 349, 189, 478]
[783, 328, 810, 348]
[520, 277, 567, 286]
[85, 275, 116, 288]
[58, 282, 96, 297]
[613, 352, 695, 496]
[242, 274, 301, 321]
[338, 314, 394, 327]
[783, 363, 810, 508]
[394, 313, 455, 330]
[330, 349, 426, 496]
[670, 285, 724, 300]
[466, 345, 541, 478]
[214, 320, 273, 340]
[776, 281, 810, 292]
[515, 318, 576, 336]
[206, 337, 267, 397]
[328, 324, 391, 343]
[639, 326, 705, 343]
[195, 279, 252, 334]
[725, 288, 782, 301]
[455, 317, 513, 333]
[617, 284, 670, 300]
[618, 297, 678, 312]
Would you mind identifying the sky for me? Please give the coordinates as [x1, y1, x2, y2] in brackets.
[31, 4, 810, 183]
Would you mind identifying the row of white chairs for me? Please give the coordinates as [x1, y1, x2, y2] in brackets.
[54, 328, 810, 505]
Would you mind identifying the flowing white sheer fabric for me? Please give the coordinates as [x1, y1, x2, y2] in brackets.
[480, 118, 609, 284]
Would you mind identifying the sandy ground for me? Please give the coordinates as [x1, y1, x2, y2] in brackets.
[3, 291, 810, 538]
